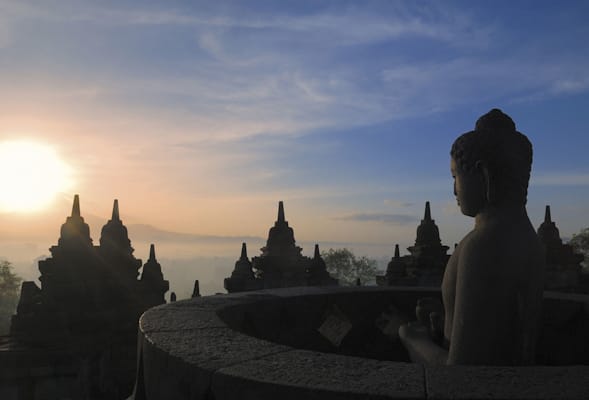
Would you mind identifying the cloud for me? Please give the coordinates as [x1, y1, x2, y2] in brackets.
[336, 213, 418, 225]
[380, 55, 589, 112]
[4, 2, 588, 147]
[442, 200, 461, 216]
[531, 173, 589, 186]
[2, 2, 588, 219]
[0, 3, 500, 138]
[383, 199, 414, 207]
[127, 223, 263, 244]
[550, 78, 589, 95]
[18, 2, 487, 47]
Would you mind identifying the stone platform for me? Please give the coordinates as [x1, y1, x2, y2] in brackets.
[132, 286, 589, 399]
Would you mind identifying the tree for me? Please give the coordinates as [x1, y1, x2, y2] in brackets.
[321, 248, 378, 286]
[569, 227, 589, 269]
[0, 260, 22, 334]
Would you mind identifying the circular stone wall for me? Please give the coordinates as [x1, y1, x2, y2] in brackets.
[131, 286, 589, 400]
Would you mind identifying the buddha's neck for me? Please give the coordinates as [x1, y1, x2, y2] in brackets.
[474, 204, 528, 229]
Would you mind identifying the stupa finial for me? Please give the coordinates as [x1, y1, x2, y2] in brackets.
[192, 280, 200, 298]
[394, 244, 400, 258]
[544, 205, 552, 223]
[314, 244, 320, 259]
[424, 201, 431, 221]
[149, 244, 156, 262]
[72, 194, 80, 217]
[278, 201, 285, 223]
[240, 242, 248, 260]
[112, 199, 120, 221]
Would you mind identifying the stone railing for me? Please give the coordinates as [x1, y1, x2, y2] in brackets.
[131, 286, 589, 399]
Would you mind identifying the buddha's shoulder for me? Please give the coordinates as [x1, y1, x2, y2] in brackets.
[463, 222, 538, 247]
[459, 224, 541, 271]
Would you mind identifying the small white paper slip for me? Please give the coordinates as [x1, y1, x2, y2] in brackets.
[317, 305, 352, 347]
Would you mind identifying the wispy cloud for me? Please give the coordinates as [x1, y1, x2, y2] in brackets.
[0, 3, 498, 139]
[381, 55, 589, 111]
[3, 1, 588, 147]
[531, 173, 589, 186]
[550, 78, 589, 96]
[13, 2, 488, 46]
[336, 213, 418, 225]
[383, 199, 414, 207]
[0, 1, 587, 267]
[442, 200, 461, 216]
[127, 224, 263, 244]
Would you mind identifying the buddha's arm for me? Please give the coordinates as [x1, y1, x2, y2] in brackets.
[398, 322, 448, 365]
[447, 238, 504, 365]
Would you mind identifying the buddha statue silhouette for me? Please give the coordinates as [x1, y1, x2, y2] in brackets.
[399, 109, 546, 365]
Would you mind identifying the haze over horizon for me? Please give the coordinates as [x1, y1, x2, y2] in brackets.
[1, 1, 588, 295]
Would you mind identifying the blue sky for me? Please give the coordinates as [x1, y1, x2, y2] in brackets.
[1, 0, 589, 269]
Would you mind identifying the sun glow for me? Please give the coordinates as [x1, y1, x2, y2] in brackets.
[0, 141, 73, 213]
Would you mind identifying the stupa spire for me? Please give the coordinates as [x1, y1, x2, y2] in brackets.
[277, 201, 285, 223]
[261, 200, 299, 259]
[224, 241, 257, 292]
[240, 242, 248, 260]
[409, 201, 449, 262]
[537, 205, 562, 247]
[192, 280, 200, 298]
[140, 243, 168, 301]
[385, 243, 407, 281]
[112, 199, 120, 221]
[99, 197, 136, 258]
[149, 244, 156, 262]
[72, 194, 80, 217]
[314, 244, 320, 259]
[424, 201, 431, 221]
[58, 194, 92, 248]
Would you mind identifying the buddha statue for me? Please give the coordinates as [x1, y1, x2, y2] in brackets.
[399, 109, 546, 365]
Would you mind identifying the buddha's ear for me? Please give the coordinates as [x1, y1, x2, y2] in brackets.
[475, 160, 492, 203]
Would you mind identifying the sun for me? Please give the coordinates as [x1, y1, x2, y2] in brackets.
[0, 140, 73, 213]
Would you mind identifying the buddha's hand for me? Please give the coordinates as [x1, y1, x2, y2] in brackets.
[398, 321, 430, 346]
[399, 321, 428, 334]
[415, 298, 444, 344]
[428, 311, 444, 345]
[415, 297, 443, 324]
[398, 321, 448, 365]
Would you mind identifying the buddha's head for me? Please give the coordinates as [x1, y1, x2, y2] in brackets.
[450, 109, 532, 217]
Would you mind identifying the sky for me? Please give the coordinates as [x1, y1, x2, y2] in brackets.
[1, 1, 589, 294]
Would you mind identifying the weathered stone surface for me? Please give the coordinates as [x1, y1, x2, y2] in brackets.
[158, 292, 279, 310]
[0, 384, 17, 400]
[426, 365, 589, 399]
[262, 286, 332, 297]
[0, 345, 79, 400]
[139, 308, 226, 332]
[143, 294, 284, 335]
[212, 349, 425, 400]
[537, 291, 589, 365]
[132, 286, 589, 400]
[144, 328, 290, 370]
[140, 328, 290, 399]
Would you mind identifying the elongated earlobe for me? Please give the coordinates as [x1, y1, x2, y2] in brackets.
[475, 160, 492, 204]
